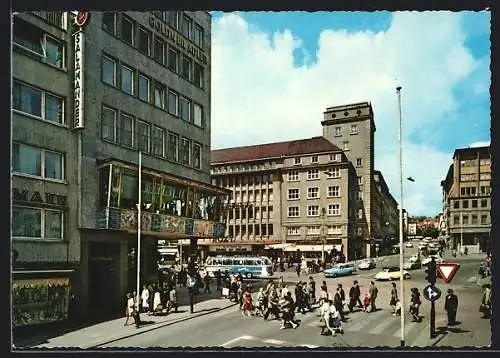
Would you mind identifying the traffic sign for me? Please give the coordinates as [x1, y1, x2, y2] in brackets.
[437, 263, 460, 284]
[423, 284, 441, 302]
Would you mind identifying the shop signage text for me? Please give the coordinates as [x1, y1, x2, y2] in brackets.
[13, 189, 67, 206]
[73, 30, 85, 129]
[148, 17, 208, 65]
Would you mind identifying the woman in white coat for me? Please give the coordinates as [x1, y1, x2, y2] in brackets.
[141, 285, 149, 313]
[153, 290, 162, 314]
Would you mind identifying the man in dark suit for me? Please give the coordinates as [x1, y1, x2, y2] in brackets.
[444, 288, 458, 326]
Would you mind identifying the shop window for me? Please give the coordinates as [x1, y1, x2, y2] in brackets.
[12, 206, 63, 240]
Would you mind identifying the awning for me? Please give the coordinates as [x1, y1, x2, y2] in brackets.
[13, 277, 70, 289]
[284, 244, 341, 252]
[265, 243, 294, 250]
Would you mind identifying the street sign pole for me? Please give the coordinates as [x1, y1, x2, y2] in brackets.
[430, 295, 436, 338]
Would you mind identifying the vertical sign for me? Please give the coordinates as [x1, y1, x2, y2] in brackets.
[73, 30, 85, 129]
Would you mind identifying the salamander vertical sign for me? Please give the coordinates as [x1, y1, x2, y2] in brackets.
[73, 30, 85, 129]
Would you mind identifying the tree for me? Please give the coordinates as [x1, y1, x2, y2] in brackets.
[421, 225, 439, 239]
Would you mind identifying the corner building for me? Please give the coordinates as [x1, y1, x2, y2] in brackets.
[12, 11, 228, 327]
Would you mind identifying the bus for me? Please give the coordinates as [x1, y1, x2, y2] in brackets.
[203, 256, 274, 279]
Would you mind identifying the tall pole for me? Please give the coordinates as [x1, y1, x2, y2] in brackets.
[460, 214, 463, 254]
[136, 151, 142, 310]
[396, 86, 405, 347]
[322, 208, 325, 263]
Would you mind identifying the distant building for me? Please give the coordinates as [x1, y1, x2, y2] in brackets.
[441, 146, 491, 253]
[408, 222, 417, 236]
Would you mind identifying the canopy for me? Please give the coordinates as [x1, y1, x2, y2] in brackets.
[283, 244, 342, 253]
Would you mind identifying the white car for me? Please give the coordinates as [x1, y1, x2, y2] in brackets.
[375, 266, 411, 281]
[357, 258, 376, 270]
[405, 242, 413, 248]
[422, 255, 444, 265]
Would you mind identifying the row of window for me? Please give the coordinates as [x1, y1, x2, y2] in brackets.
[228, 206, 273, 220]
[287, 187, 363, 201]
[102, 56, 204, 127]
[230, 190, 274, 202]
[150, 11, 205, 49]
[334, 124, 359, 137]
[214, 174, 274, 187]
[228, 224, 274, 237]
[101, 106, 202, 169]
[287, 225, 343, 236]
[452, 198, 489, 209]
[287, 168, 341, 181]
[13, 81, 65, 125]
[460, 186, 491, 196]
[13, 143, 64, 181]
[102, 12, 205, 89]
[460, 158, 491, 167]
[293, 153, 341, 165]
[287, 204, 341, 217]
[460, 173, 491, 182]
[451, 213, 490, 226]
[12, 206, 64, 240]
[13, 18, 65, 69]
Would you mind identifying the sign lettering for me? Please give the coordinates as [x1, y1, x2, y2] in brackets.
[13, 189, 67, 206]
[148, 17, 208, 65]
[73, 31, 85, 129]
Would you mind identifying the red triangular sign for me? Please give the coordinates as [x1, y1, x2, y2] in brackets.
[437, 263, 460, 284]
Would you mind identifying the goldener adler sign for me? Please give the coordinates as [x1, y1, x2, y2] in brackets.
[73, 30, 85, 129]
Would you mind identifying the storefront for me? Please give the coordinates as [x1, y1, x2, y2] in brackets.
[12, 269, 73, 328]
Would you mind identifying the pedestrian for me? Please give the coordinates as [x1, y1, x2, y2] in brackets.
[169, 285, 178, 313]
[321, 280, 328, 293]
[409, 288, 422, 322]
[280, 291, 298, 329]
[264, 288, 281, 321]
[444, 288, 458, 326]
[237, 280, 244, 309]
[480, 284, 491, 319]
[280, 283, 290, 299]
[216, 269, 222, 292]
[295, 262, 301, 278]
[153, 289, 162, 315]
[255, 287, 267, 317]
[362, 292, 371, 312]
[348, 280, 362, 312]
[147, 284, 155, 314]
[124, 292, 133, 326]
[308, 276, 316, 305]
[369, 281, 378, 312]
[242, 285, 254, 317]
[390, 282, 398, 316]
[204, 272, 211, 294]
[295, 281, 307, 314]
[141, 284, 149, 313]
[333, 286, 345, 321]
[338, 284, 345, 311]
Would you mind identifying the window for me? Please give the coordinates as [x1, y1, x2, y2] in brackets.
[287, 227, 300, 235]
[471, 215, 478, 225]
[294, 157, 302, 165]
[102, 56, 116, 86]
[311, 156, 318, 163]
[453, 215, 459, 225]
[194, 63, 204, 88]
[472, 200, 478, 208]
[194, 24, 203, 48]
[182, 15, 193, 39]
[121, 65, 134, 95]
[13, 19, 64, 68]
[168, 133, 178, 162]
[480, 158, 491, 166]
[182, 55, 192, 81]
[307, 169, 319, 180]
[12, 207, 63, 240]
[328, 186, 340, 197]
[168, 11, 179, 29]
[462, 215, 469, 225]
[335, 127, 341, 136]
[137, 121, 150, 152]
[351, 124, 358, 134]
[102, 12, 116, 34]
[327, 225, 342, 235]
[480, 186, 491, 195]
[180, 97, 191, 122]
[121, 17, 134, 45]
[193, 143, 201, 169]
[357, 228, 363, 236]
[288, 206, 299, 217]
[307, 187, 319, 199]
[329, 153, 340, 162]
[168, 90, 178, 115]
[463, 200, 469, 209]
[326, 167, 340, 178]
[138, 27, 150, 55]
[307, 226, 321, 235]
[268, 224, 273, 236]
[328, 204, 340, 216]
[193, 103, 203, 127]
[356, 191, 363, 201]
[138, 74, 150, 102]
[343, 141, 349, 151]
[152, 126, 165, 156]
[268, 189, 273, 201]
[481, 214, 488, 224]
[119, 114, 134, 147]
[13, 81, 64, 124]
[154, 38, 165, 64]
[357, 176, 363, 185]
[288, 171, 299, 181]
[101, 106, 117, 142]
[152, 84, 166, 109]
[307, 205, 320, 216]
[480, 173, 491, 180]
[13, 143, 64, 180]
[168, 47, 179, 72]
[453, 200, 460, 209]
[481, 199, 488, 208]
[180, 137, 191, 165]
[357, 209, 363, 219]
[356, 158, 363, 167]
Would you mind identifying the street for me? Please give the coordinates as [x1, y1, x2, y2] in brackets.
[95, 246, 490, 348]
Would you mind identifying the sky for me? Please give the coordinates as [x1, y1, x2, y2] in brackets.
[209, 11, 491, 217]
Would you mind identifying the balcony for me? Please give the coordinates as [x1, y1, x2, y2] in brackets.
[97, 207, 226, 238]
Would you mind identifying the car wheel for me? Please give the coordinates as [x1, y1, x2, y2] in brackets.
[404, 274, 410, 280]
[246, 272, 253, 279]
[332, 273, 337, 278]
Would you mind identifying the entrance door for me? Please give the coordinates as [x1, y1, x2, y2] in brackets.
[88, 242, 120, 321]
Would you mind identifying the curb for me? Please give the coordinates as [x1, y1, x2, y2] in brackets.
[86, 301, 239, 349]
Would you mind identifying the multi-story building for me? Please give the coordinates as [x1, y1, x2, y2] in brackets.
[210, 102, 399, 260]
[441, 146, 491, 253]
[11, 11, 228, 327]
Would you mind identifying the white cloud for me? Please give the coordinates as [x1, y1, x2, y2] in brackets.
[211, 12, 490, 215]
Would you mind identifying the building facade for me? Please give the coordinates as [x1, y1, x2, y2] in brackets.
[441, 146, 491, 253]
[12, 11, 228, 327]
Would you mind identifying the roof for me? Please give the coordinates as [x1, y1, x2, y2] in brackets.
[453, 145, 490, 158]
[211, 136, 342, 164]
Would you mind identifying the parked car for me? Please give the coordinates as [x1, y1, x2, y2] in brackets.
[422, 255, 444, 266]
[324, 263, 356, 278]
[374, 266, 411, 281]
[357, 258, 376, 270]
[403, 260, 421, 270]
[405, 242, 413, 248]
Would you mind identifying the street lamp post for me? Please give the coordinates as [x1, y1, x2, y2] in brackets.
[396, 86, 405, 347]
[136, 151, 142, 311]
[321, 207, 326, 264]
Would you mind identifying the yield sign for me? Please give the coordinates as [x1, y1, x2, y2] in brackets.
[437, 263, 460, 284]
